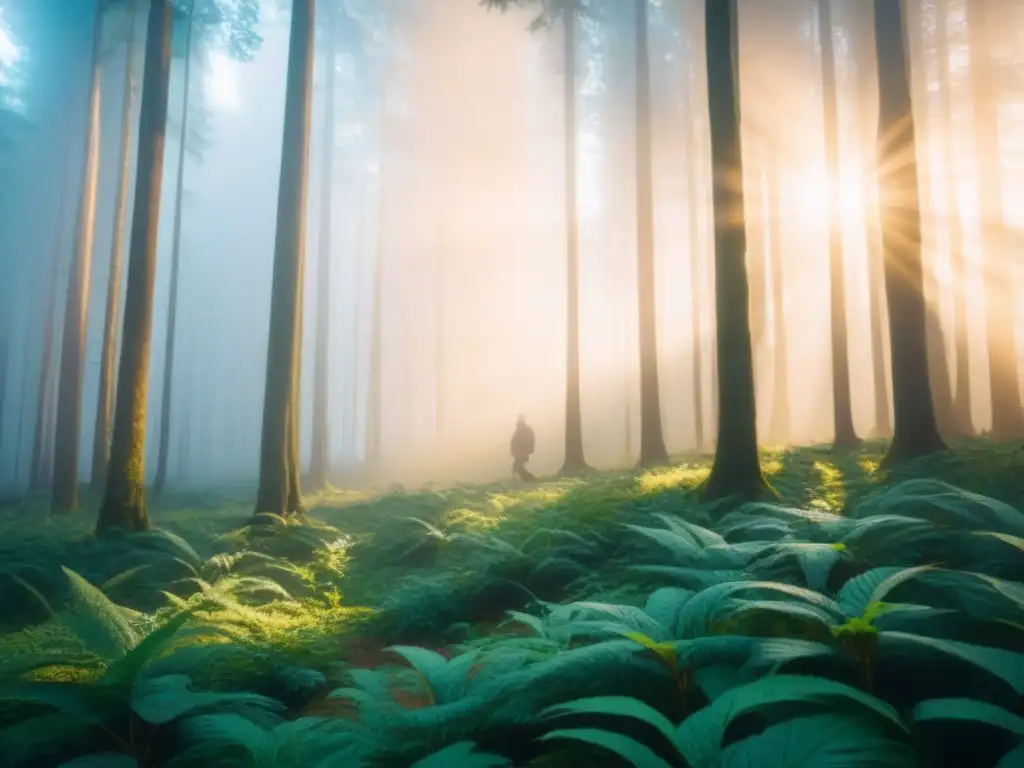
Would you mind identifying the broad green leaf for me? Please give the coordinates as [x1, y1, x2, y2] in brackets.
[643, 587, 694, 635]
[677, 581, 841, 638]
[408, 741, 510, 767]
[386, 645, 449, 678]
[100, 564, 152, 593]
[539, 728, 674, 768]
[837, 565, 936, 618]
[503, 610, 547, 637]
[912, 698, 1024, 736]
[716, 713, 915, 767]
[996, 743, 1024, 767]
[103, 609, 195, 687]
[0, 681, 121, 726]
[879, 632, 1024, 694]
[676, 675, 906, 768]
[542, 695, 677, 746]
[971, 531, 1024, 553]
[651, 514, 727, 549]
[130, 674, 283, 724]
[60, 567, 141, 660]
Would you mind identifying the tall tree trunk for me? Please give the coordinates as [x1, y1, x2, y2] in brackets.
[767, 152, 790, 444]
[819, 0, 859, 451]
[365, 217, 383, 470]
[561, 8, 589, 475]
[14, 329, 32, 486]
[702, 0, 768, 501]
[31, 247, 62, 492]
[434, 202, 445, 440]
[965, 0, 1023, 439]
[685, 46, 705, 452]
[634, 0, 669, 468]
[253, 0, 315, 518]
[348, 190, 365, 457]
[0, 332, 8, 456]
[688, 185, 704, 452]
[874, 0, 946, 468]
[40, 388, 57, 487]
[309, 2, 337, 491]
[92, 0, 139, 491]
[51, 0, 105, 513]
[935, 0, 972, 437]
[865, 168, 892, 438]
[97, 0, 175, 535]
[153, 10, 195, 494]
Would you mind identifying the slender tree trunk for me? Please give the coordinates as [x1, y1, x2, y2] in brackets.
[349, 190, 365, 457]
[40, 388, 57, 486]
[97, 0, 175, 535]
[865, 169, 892, 438]
[702, 0, 768, 501]
[0, 333, 8, 456]
[92, 0, 139, 491]
[634, 0, 669, 468]
[818, 0, 859, 451]
[767, 152, 790, 444]
[14, 329, 32, 486]
[253, 0, 315, 518]
[561, 8, 589, 475]
[874, 0, 946, 468]
[52, 0, 105, 512]
[688, 189, 704, 452]
[965, 0, 1023, 439]
[153, 9, 196, 494]
[935, 0, 972, 437]
[365, 216, 383, 470]
[365, 41, 392, 475]
[434, 201, 445, 440]
[31, 248, 62, 492]
[309, 2, 337, 490]
[685, 53, 705, 452]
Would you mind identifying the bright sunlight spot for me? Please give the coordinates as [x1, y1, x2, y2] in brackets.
[203, 50, 239, 111]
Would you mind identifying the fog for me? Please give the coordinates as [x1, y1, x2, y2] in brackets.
[1, 0, 1023, 494]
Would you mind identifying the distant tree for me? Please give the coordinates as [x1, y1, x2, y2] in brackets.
[934, 0, 972, 437]
[679, 2, 705, 451]
[481, 0, 595, 474]
[702, 0, 768, 501]
[254, 0, 315, 518]
[766, 152, 790, 445]
[864, 165, 892, 438]
[0, 331, 8, 457]
[817, 0, 858, 451]
[872, 0, 945, 468]
[153, 3, 198, 495]
[309, 0, 339, 491]
[631, 0, 669, 468]
[51, 0, 106, 513]
[964, 0, 1023, 440]
[92, 0, 142, 492]
[30, 242, 62, 492]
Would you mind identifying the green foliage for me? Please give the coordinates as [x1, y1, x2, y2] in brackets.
[0, 441, 1023, 765]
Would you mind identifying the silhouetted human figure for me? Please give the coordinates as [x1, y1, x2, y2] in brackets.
[510, 414, 536, 482]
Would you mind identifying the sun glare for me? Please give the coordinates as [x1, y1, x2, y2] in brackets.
[786, 165, 867, 227]
[204, 50, 239, 111]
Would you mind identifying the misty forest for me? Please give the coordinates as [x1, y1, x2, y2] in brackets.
[2, 0, 1024, 765]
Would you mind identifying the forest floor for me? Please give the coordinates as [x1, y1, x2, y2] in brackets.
[1, 438, 1024, 766]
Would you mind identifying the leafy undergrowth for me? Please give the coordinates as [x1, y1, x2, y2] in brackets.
[0, 439, 1023, 766]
